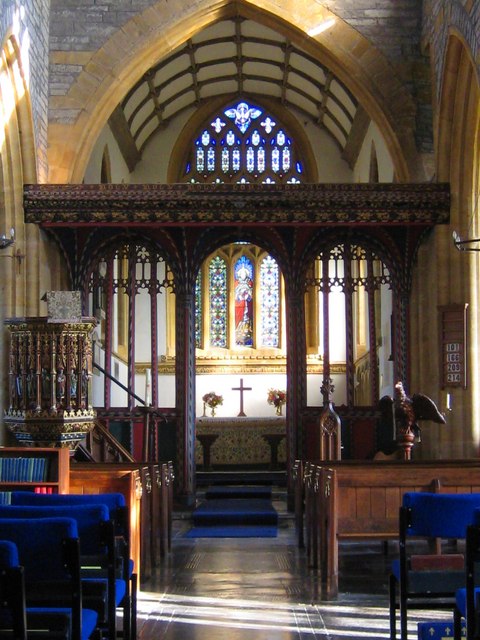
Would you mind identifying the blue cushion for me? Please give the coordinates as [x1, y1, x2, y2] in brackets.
[11, 491, 126, 512]
[0, 504, 110, 555]
[27, 606, 98, 640]
[402, 492, 480, 538]
[456, 587, 467, 614]
[82, 577, 127, 606]
[0, 517, 78, 581]
[0, 539, 19, 568]
[455, 587, 480, 617]
[473, 508, 480, 526]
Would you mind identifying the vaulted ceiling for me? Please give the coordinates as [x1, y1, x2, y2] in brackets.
[109, 15, 369, 172]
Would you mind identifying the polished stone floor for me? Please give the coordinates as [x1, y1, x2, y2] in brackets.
[135, 491, 454, 639]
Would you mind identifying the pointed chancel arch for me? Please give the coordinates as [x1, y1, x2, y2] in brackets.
[417, 32, 480, 458]
[46, 0, 417, 183]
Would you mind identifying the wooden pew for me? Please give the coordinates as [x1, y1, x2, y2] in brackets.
[294, 459, 480, 597]
[292, 459, 305, 549]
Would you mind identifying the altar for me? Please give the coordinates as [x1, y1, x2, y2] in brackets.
[195, 416, 286, 468]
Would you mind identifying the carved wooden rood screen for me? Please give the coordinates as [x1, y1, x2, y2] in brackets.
[23, 183, 450, 504]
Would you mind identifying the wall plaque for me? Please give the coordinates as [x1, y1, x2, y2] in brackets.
[439, 304, 468, 389]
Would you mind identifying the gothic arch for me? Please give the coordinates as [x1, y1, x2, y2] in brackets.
[168, 94, 318, 183]
[46, 0, 417, 184]
[416, 31, 480, 457]
[77, 229, 182, 293]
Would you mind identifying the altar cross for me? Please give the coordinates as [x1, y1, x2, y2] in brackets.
[232, 378, 252, 417]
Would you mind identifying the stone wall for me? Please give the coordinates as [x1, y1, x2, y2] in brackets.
[1, 0, 50, 180]
[422, 0, 480, 102]
[47, 0, 433, 150]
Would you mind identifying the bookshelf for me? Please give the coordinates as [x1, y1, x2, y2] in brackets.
[0, 448, 70, 498]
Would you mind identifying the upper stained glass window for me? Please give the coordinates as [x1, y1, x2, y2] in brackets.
[183, 99, 303, 184]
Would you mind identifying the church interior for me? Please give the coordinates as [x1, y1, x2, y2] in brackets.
[0, 1, 479, 638]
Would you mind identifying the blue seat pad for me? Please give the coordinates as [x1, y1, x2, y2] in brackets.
[27, 607, 98, 640]
[82, 577, 127, 606]
[0, 539, 19, 567]
[402, 493, 480, 538]
[455, 587, 480, 616]
[0, 518, 78, 581]
[0, 504, 109, 555]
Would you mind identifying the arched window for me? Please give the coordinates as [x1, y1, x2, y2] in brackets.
[188, 98, 302, 359]
[181, 99, 304, 184]
[196, 244, 284, 354]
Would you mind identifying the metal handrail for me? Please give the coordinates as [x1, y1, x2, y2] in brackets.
[93, 360, 146, 406]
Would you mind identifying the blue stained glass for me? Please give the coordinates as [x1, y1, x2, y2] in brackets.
[221, 148, 229, 172]
[261, 116, 276, 134]
[207, 147, 215, 171]
[252, 130, 261, 146]
[225, 101, 262, 133]
[234, 256, 254, 347]
[232, 148, 240, 171]
[246, 147, 255, 173]
[195, 272, 202, 347]
[196, 148, 204, 172]
[260, 255, 279, 347]
[209, 257, 227, 347]
[272, 147, 280, 173]
[257, 147, 265, 172]
[187, 99, 305, 185]
[211, 117, 225, 133]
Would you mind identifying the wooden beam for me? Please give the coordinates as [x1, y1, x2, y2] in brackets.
[342, 106, 371, 169]
[108, 106, 141, 173]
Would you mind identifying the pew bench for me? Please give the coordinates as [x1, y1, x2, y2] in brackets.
[294, 459, 480, 597]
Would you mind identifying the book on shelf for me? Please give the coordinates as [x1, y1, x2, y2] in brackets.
[0, 457, 49, 483]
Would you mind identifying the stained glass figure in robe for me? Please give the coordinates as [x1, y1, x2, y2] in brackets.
[234, 256, 254, 346]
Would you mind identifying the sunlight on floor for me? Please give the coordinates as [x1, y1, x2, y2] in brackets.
[136, 590, 455, 639]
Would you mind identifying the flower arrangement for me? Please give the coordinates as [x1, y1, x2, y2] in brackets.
[202, 391, 223, 416]
[267, 388, 287, 415]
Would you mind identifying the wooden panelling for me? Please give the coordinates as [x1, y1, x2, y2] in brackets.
[296, 459, 480, 597]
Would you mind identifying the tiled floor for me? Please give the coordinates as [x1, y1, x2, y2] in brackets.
[135, 491, 455, 639]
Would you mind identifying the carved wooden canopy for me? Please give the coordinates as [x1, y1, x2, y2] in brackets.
[24, 183, 450, 226]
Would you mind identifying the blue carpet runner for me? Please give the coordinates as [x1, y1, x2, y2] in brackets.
[185, 485, 278, 538]
[204, 485, 272, 500]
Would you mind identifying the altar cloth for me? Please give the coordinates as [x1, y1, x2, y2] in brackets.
[195, 416, 286, 466]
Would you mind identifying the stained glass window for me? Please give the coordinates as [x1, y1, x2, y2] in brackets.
[196, 247, 282, 352]
[260, 256, 280, 347]
[183, 99, 303, 184]
[194, 271, 202, 348]
[209, 256, 227, 347]
[234, 256, 254, 347]
[189, 99, 298, 353]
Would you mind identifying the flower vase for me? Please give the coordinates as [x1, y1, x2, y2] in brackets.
[211, 407, 216, 417]
[275, 404, 282, 416]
